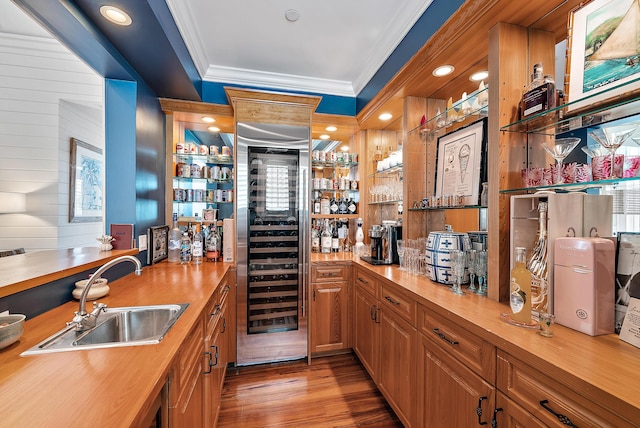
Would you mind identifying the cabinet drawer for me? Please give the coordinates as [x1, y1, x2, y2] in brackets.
[497, 351, 636, 428]
[353, 267, 379, 298]
[173, 318, 203, 406]
[312, 264, 348, 282]
[418, 305, 495, 382]
[381, 282, 416, 325]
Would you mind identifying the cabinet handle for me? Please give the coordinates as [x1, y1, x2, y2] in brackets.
[370, 305, 376, 321]
[385, 295, 400, 305]
[221, 317, 226, 333]
[374, 307, 380, 324]
[491, 407, 503, 428]
[540, 400, 578, 427]
[432, 327, 459, 345]
[211, 304, 221, 317]
[358, 277, 369, 284]
[222, 284, 231, 294]
[321, 271, 339, 277]
[313, 288, 317, 301]
[209, 344, 219, 368]
[476, 396, 488, 425]
[203, 351, 212, 374]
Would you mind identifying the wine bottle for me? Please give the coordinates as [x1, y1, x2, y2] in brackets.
[321, 220, 332, 254]
[526, 201, 549, 316]
[331, 220, 340, 253]
[510, 247, 532, 323]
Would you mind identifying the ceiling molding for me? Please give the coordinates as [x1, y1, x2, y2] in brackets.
[164, 0, 208, 78]
[204, 65, 356, 97]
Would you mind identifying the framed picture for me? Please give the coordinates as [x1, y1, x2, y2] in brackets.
[435, 118, 487, 206]
[615, 232, 640, 333]
[69, 138, 103, 223]
[566, 0, 640, 113]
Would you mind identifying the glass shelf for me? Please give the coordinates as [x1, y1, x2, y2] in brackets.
[173, 200, 233, 204]
[311, 213, 359, 219]
[500, 176, 640, 194]
[313, 187, 358, 193]
[174, 153, 234, 165]
[173, 177, 233, 184]
[311, 161, 359, 168]
[368, 199, 402, 205]
[408, 205, 485, 211]
[409, 85, 489, 137]
[500, 76, 640, 135]
[369, 164, 403, 178]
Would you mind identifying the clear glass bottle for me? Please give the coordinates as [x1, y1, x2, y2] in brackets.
[527, 201, 549, 316]
[331, 220, 340, 253]
[192, 229, 203, 265]
[321, 220, 332, 254]
[206, 224, 221, 262]
[510, 247, 532, 323]
[179, 232, 192, 264]
[311, 222, 320, 253]
[168, 212, 181, 263]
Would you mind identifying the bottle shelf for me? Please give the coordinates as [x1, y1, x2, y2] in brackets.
[408, 85, 489, 137]
[500, 176, 640, 194]
[173, 200, 233, 204]
[311, 160, 359, 168]
[368, 199, 402, 205]
[311, 214, 359, 219]
[369, 164, 403, 178]
[313, 187, 359, 193]
[173, 177, 233, 184]
[174, 153, 234, 165]
[408, 204, 485, 211]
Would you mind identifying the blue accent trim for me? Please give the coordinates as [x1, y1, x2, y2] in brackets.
[105, 79, 137, 228]
[356, 0, 465, 112]
[202, 81, 356, 116]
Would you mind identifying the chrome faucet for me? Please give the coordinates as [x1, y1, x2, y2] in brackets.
[69, 255, 143, 331]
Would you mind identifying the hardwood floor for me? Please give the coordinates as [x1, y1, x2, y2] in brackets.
[218, 353, 403, 428]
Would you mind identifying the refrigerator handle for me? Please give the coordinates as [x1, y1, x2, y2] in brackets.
[301, 171, 307, 318]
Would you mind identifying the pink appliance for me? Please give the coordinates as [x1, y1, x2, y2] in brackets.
[553, 237, 615, 336]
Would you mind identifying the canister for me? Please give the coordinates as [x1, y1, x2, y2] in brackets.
[210, 145, 219, 156]
[199, 144, 209, 155]
[173, 188, 184, 202]
[425, 230, 471, 284]
[194, 189, 205, 202]
[190, 164, 202, 178]
[176, 162, 190, 177]
[185, 189, 194, 202]
[221, 146, 231, 156]
[175, 142, 185, 154]
[211, 166, 221, 180]
[215, 189, 223, 202]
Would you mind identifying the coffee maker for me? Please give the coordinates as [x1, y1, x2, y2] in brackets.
[361, 222, 402, 265]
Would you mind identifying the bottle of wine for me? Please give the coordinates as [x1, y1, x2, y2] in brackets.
[510, 246, 532, 323]
[192, 228, 203, 265]
[311, 222, 320, 253]
[526, 201, 549, 316]
[331, 220, 340, 253]
[321, 220, 332, 254]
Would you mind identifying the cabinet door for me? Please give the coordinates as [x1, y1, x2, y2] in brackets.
[495, 391, 546, 428]
[378, 308, 416, 427]
[311, 281, 348, 353]
[417, 333, 495, 428]
[174, 371, 203, 428]
[353, 284, 379, 381]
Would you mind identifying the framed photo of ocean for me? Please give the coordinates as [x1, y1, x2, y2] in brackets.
[566, 0, 640, 113]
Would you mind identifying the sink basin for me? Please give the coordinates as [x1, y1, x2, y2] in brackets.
[21, 303, 189, 355]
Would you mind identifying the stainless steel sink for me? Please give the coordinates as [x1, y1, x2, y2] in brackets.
[21, 303, 189, 355]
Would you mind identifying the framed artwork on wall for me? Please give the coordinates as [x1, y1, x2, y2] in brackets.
[69, 138, 103, 223]
[566, 0, 640, 113]
[615, 231, 640, 333]
[434, 118, 487, 206]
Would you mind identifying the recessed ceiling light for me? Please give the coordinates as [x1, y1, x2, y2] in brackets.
[202, 116, 215, 123]
[341, 146, 349, 151]
[319, 134, 330, 140]
[100, 6, 132, 26]
[326, 126, 337, 132]
[208, 126, 220, 132]
[433, 65, 454, 77]
[378, 113, 393, 121]
[470, 71, 489, 81]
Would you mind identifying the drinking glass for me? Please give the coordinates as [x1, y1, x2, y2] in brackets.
[474, 250, 488, 296]
[466, 249, 477, 292]
[396, 239, 405, 270]
[449, 250, 466, 295]
[541, 138, 581, 184]
[590, 124, 638, 179]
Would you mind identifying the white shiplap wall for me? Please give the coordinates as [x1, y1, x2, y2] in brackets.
[0, 33, 104, 251]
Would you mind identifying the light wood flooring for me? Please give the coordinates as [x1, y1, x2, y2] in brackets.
[218, 353, 403, 428]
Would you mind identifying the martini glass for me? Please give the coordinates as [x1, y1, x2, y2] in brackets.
[590, 125, 638, 179]
[540, 137, 581, 183]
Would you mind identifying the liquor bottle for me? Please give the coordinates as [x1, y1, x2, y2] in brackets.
[520, 63, 555, 119]
[192, 228, 203, 265]
[331, 220, 340, 253]
[510, 247, 532, 323]
[311, 222, 320, 253]
[206, 225, 221, 262]
[313, 192, 321, 214]
[526, 201, 549, 316]
[179, 232, 192, 264]
[321, 220, 332, 254]
[330, 196, 339, 215]
[347, 197, 357, 214]
[168, 212, 181, 263]
[338, 195, 347, 214]
[186, 222, 194, 242]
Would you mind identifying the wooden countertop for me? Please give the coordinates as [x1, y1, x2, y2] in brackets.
[0, 247, 139, 298]
[0, 260, 232, 427]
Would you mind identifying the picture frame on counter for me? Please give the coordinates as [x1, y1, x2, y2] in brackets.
[565, 0, 640, 113]
[69, 138, 103, 223]
[434, 117, 487, 206]
[615, 231, 640, 333]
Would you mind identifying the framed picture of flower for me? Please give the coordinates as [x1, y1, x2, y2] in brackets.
[69, 138, 103, 223]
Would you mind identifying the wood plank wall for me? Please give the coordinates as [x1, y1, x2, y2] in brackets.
[0, 33, 104, 251]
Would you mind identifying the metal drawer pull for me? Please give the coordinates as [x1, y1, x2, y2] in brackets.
[221, 317, 226, 333]
[491, 407, 503, 428]
[374, 307, 380, 324]
[432, 327, 459, 345]
[370, 305, 376, 321]
[540, 400, 578, 427]
[321, 271, 339, 277]
[211, 304, 221, 317]
[476, 396, 488, 425]
[222, 284, 231, 293]
[209, 344, 219, 367]
[203, 351, 212, 374]
[358, 277, 369, 284]
[385, 295, 400, 305]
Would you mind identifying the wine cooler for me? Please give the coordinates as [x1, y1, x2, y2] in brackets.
[236, 122, 309, 365]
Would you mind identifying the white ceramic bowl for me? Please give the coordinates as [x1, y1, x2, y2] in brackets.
[0, 314, 26, 350]
[73, 278, 110, 300]
[74, 278, 108, 288]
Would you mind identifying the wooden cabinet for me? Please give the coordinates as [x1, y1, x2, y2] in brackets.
[353, 278, 380, 380]
[170, 318, 204, 427]
[497, 350, 636, 427]
[310, 264, 350, 354]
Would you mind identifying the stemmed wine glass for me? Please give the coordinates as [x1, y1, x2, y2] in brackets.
[466, 249, 477, 292]
[396, 240, 405, 271]
[540, 137, 581, 184]
[590, 124, 638, 179]
[474, 250, 488, 296]
[449, 250, 466, 295]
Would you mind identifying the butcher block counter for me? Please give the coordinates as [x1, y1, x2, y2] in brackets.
[0, 260, 233, 427]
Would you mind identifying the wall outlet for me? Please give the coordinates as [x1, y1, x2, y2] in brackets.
[138, 235, 147, 251]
